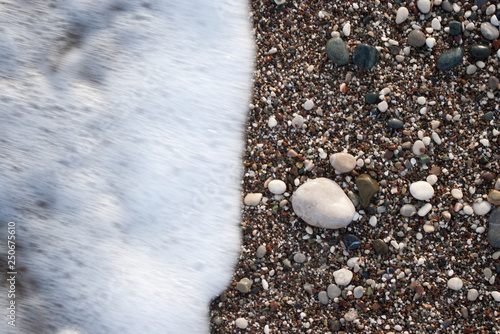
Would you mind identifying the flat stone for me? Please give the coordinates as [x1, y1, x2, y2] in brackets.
[333, 268, 353, 286]
[344, 310, 358, 322]
[449, 21, 462, 36]
[372, 239, 389, 254]
[492, 291, 500, 302]
[488, 208, 500, 247]
[326, 37, 349, 65]
[442, 0, 453, 12]
[235, 318, 248, 329]
[447, 277, 463, 290]
[244, 193, 263, 206]
[396, 6, 409, 24]
[353, 286, 364, 298]
[408, 30, 426, 47]
[294, 252, 307, 263]
[356, 174, 379, 208]
[488, 76, 499, 91]
[488, 190, 500, 206]
[467, 289, 479, 301]
[473, 200, 492, 215]
[410, 181, 434, 200]
[400, 204, 417, 217]
[388, 118, 404, 129]
[481, 22, 499, 40]
[268, 179, 287, 194]
[330, 152, 356, 173]
[292, 178, 355, 229]
[470, 44, 491, 60]
[365, 92, 379, 104]
[436, 47, 464, 71]
[327, 284, 342, 298]
[318, 291, 329, 304]
[256, 245, 267, 258]
[475, 0, 488, 6]
[343, 234, 361, 250]
[352, 44, 379, 69]
[236, 278, 253, 293]
[417, 0, 431, 14]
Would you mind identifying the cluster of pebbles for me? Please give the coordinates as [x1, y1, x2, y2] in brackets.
[210, 0, 499, 333]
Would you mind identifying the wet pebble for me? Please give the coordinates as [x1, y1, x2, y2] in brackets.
[470, 44, 491, 60]
[388, 118, 404, 129]
[408, 29, 426, 47]
[481, 22, 499, 40]
[372, 239, 389, 254]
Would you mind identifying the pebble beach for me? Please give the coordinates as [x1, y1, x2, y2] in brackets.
[210, 0, 499, 333]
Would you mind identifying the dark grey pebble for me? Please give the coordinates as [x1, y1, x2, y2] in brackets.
[436, 47, 464, 71]
[388, 118, 404, 129]
[488, 208, 500, 248]
[442, 0, 453, 12]
[365, 92, 379, 104]
[483, 112, 494, 121]
[488, 76, 499, 90]
[442, 319, 452, 328]
[419, 154, 431, 165]
[343, 234, 361, 250]
[474, 0, 488, 6]
[372, 239, 389, 255]
[326, 37, 349, 66]
[352, 44, 379, 70]
[469, 44, 491, 60]
[449, 21, 462, 36]
[408, 30, 426, 47]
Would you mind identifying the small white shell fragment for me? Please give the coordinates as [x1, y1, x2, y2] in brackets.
[343, 22, 351, 37]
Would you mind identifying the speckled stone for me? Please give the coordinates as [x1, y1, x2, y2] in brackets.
[356, 174, 380, 208]
[326, 37, 349, 65]
[470, 44, 491, 60]
[372, 239, 389, 254]
[436, 47, 464, 71]
[488, 76, 499, 91]
[352, 44, 379, 69]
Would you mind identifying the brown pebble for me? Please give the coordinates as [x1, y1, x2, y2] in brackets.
[287, 149, 298, 158]
[384, 150, 394, 159]
[430, 166, 441, 176]
[487, 189, 500, 206]
[270, 300, 278, 312]
[481, 171, 495, 181]
[492, 39, 500, 51]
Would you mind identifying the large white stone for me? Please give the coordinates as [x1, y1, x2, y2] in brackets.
[473, 200, 491, 215]
[330, 153, 356, 173]
[333, 268, 353, 286]
[417, 0, 431, 14]
[244, 193, 262, 206]
[396, 7, 409, 24]
[410, 181, 434, 200]
[447, 277, 463, 291]
[292, 178, 355, 229]
[268, 180, 287, 194]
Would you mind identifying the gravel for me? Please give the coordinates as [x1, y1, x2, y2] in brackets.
[210, 1, 500, 332]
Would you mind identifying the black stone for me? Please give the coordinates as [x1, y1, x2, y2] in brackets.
[474, 0, 488, 6]
[365, 92, 379, 104]
[372, 239, 389, 254]
[353, 44, 379, 69]
[343, 234, 361, 250]
[449, 21, 462, 36]
[388, 118, 404, 129]
[436, 47, 464, 71]
[470, 44, 491, 60]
